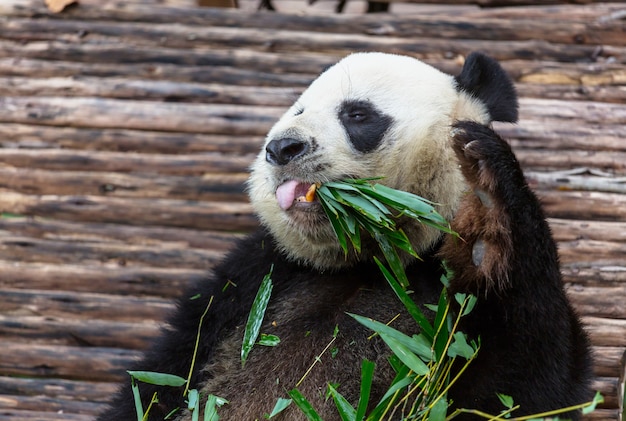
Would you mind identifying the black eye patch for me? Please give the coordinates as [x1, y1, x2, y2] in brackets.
[338, 100, 393, 153]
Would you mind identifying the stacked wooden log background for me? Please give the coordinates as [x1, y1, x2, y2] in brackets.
[0, 0, 624, 419]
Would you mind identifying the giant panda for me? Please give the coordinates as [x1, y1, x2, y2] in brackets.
[99, 52, 593, 420]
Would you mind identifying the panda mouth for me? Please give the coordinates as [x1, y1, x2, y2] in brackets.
[276, 180, 321, 211]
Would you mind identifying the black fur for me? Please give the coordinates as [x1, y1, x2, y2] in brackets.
[338, 99, 393, 153]
[455, 52, 519, 123]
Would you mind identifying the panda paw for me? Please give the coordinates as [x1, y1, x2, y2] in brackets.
[443, 121, 529, 291]
[452, 121, 526, 205]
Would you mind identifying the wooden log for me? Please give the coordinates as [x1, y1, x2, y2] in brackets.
[0, 41, 335, 78]
[499, 120, 626, 153]
[0, 376, 116, 404]
[0, 261, 205, 297]
[556, 240, 626, 266]
[517, 83, 626, 104]
[593, 346, 625, 378]
[519, 151, 626, 174]
[459, 2, 625, 20]
[549, 218, 626, 243]
[538, 190, 626, 221]
[562, 265, 626, 288]
[2, 1, 624, 46]
[0, 235, 224, 269]
[0, 123, 263, 154]
[518, 98, 626, 125]
[0, 289, 173, 322]
[0, 96, 282, 136]
[0, 167, 249, 202]
[583, 317, 626, 348]
[0, 57, 317, 87]
[0, 149, 254, 175]
[584, 409, 620, 420]
[0, 394, 104, 417]
[0, 76, 299, 106]
[591, 377, 620, 409]
[0, 315, 159, 349]
[0, 409, 92, 421]
[0, 192, 257, 231]
[0, 217, 241, 251]
[567, 286, 626, 319]
[0, 342, 140, 382]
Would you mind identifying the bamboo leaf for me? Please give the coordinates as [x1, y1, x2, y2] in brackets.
[267, 398, 292, 418]
[128, 371, 187, 387]
[241, 267, 273, 368]
[259, 333, 281, 347]
[288, 389, 324, 421]
[328, 384, 357, 421]
[447, 332, 475, 360]
[373, 257, 434, 339]
[379, 333, 430, 376]
[372, 232, 409, 289]
[582, 391, 604, 415]
[349, 313, 432, 361]
[204, 394, 225, 421]
[130, 376, 144, 421]
[429, 397, 448, 421]
[356, 360, 375, 420]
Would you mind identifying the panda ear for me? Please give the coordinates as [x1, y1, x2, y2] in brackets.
[455, 52, 518, 123]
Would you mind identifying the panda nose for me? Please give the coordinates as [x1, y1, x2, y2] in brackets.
[265, 138, 309, 166]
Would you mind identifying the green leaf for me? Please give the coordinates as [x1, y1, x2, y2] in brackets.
[429, 397, 448, 421]
[188, 389, 200, 421]
[433, 290, 451, 360]
[266, 398, 292, 418]
[129, 376, 144, 421]
[327, 383, 357, 421]
[373, 233, 409, 288]
[379, 333, 430, 376]
[582, 391, 604, 415]
[127, 371, 187, 387]
[288, 389, 324, 421]
[356, 360, 375, 421]
[373, 257, 434, 339]
[462, 295, 478, 317]
[447, 332, 475, 360]
[241, 267, 273, 367]
[258, 333, 281, 347]
[204, 394, 223, 421]
[497, 393, 514, 410]
[349, 313, 432, 361]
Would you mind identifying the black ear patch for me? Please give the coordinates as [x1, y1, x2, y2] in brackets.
[455, 52, 518, 123]
[339, 100, 393, 153]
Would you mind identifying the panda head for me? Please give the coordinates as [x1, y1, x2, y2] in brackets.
[248, 52, 517, 270]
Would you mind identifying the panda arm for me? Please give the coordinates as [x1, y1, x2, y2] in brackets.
[97, 230, 275, 421]
[440, 121, 592, 418]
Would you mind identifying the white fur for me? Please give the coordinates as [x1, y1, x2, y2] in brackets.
[248, 52, 491, 270]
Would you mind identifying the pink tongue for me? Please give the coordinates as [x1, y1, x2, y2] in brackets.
[276, 180, 299, 210]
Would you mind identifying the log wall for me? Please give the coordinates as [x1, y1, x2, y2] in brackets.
[0, 0, 624, 419]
